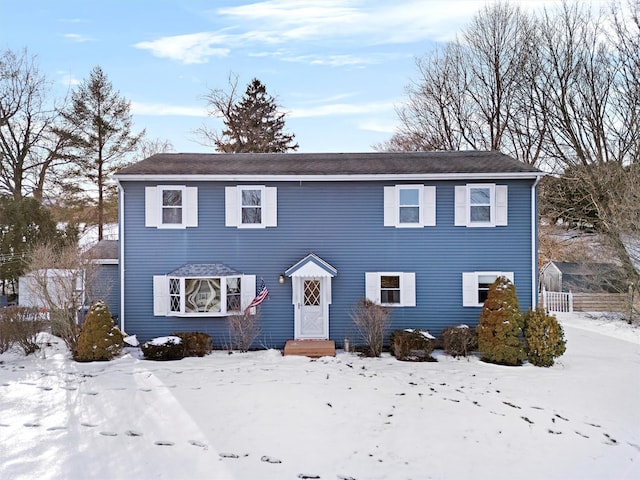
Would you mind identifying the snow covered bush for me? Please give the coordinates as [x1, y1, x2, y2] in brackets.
[0, 306, 46, 355]
[390, 329, 436, 361]
[441, 324, 477, 357]
[350, 298, 390, 357]
[172, 332, 212, 357]
[476, 276, 526, 366]
[523, 308, 567, 367]
[227, 312, 260, 352]
[141, 336, 185, 361]
[75, 301, 124, 362]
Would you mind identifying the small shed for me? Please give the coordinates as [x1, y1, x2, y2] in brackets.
[540, 261, 627, 293]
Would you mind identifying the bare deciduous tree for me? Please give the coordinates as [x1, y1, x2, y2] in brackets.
[24, 243, 102, 354]
[0, 48, 71, 201]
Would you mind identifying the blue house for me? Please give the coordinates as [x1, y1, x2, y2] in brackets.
[113, 151, 543, 349]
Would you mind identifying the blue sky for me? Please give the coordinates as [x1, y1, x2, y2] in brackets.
[0, 0, 605, 154]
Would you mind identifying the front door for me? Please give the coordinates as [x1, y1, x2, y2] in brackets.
[295, 277, 329, 339]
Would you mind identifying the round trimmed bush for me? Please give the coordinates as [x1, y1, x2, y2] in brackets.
[171, 332, 212, 357]
[141, 336, 185, 361]
[75, 301, 124, 362]
[523, 308, 566, 367]
[390, 329, 436, 362]
[441, 325, 477, 357]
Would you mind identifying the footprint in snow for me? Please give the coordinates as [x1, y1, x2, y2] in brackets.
[219, 452, 240, 458]
[298, 474, 320, 479]
[24, 422, 41, 428]
[261, 455, 282, 464]
[47, 426, 68, 431]
[188, 440, 207, 449]
[38, 386, 53, 391]
[81, 422, 98, 428]
[84, 391, 99, 396]
[154, 441, 175, 446]
[99, 431, 118, 437]
[61, 386, 77, 391]
[125, 430, 143, 437]
[0, 423, 10, 427]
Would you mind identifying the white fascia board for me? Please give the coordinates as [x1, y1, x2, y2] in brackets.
[113, 172, 545, 182]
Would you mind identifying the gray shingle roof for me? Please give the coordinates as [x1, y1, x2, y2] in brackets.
[169, 263, 240, 277]
[114, 151, 542, 177]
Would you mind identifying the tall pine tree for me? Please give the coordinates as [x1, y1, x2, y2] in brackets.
[200, 76, 298, 153]
[56, 66, 144, 240]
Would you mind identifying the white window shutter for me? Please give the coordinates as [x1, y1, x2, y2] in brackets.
[402, 272, 416, 307]
[454, 186, 467, 226]
[145, 187, 158, 227]
[365, 272, 380, 303]
[383, 186, 397, 227]
[225, 186, 238, 227]
[153, 275, 169, 316]
[241, 274, 257, 315]
[422, 186, 436, 226]
[265, 187, 277, 227]
[462, 272, 477, 307]
[495, 185, 508, 226]
[185, 187, 198, 227]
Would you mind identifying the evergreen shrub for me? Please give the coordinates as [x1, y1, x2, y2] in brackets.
[476, 276, 526, 366]
[141, 336, 185, 361]
[441, 324, 477, 357]
[171, 332, 212, 357]
[75, 301, 124, 362]
[523, 308, 567, 367]
[390, 329, 436, 362]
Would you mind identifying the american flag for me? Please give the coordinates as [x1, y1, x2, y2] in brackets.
[244, 279, 269, 314]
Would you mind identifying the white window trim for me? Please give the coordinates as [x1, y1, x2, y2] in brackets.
[455, 184, 508, 228]
[145, 185, 198, 229]
[154, 274, 256, 317]
[462, 271, 514, 307]
[365, 272, 416, 307]
[225, 186, 277, 228]
[384, 185, 436, 228]
[237, 185, 265, 228]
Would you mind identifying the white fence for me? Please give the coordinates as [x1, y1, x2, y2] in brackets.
[541, 288, 573, 313]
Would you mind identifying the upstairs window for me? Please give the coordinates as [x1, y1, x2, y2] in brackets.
[455, 184, 508, 227]
[240, 187, 263, 225]
[145, 185, 198, 229]
[161, 188, 183, 225]
[226, 186, 277, 228]
[384, 185, 436, 228]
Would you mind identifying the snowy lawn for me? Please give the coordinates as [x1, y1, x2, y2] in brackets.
[1, 313, 639, 480]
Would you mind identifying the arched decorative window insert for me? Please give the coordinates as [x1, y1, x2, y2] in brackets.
[154, 264, 255, 317]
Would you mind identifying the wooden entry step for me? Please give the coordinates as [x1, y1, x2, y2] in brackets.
[284, 339, 336, 358]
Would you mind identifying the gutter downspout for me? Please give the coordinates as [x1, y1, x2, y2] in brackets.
[116, 179, 125, 334]
[531, 175, 542, 310]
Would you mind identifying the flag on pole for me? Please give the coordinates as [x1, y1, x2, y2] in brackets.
[244, 279, 269, 315]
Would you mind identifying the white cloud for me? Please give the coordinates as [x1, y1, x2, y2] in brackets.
[63, 33, 93, 43]
[133, 32, 230, 64]
[289, 100, 395, 118]
[57, 71, 80, 87]
[131, 101, 208, 117]
[358, 119, 397, 134]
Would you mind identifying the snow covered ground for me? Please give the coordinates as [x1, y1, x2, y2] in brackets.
[1, 313, 639, 480]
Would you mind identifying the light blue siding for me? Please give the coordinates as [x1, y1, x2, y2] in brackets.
[89, 264, 120, 320]
[120, 179, 536, 347]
